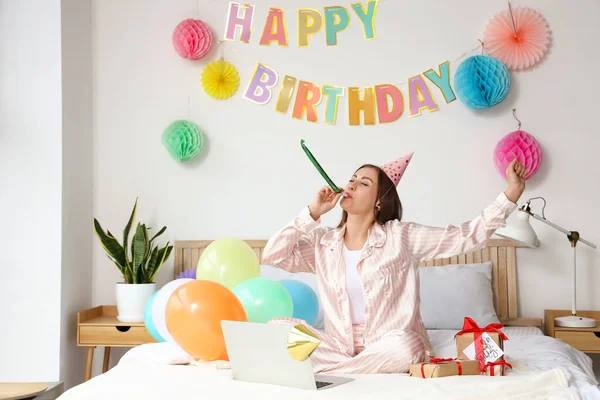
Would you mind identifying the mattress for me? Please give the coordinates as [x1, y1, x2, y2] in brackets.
[59, 327, 600, 400]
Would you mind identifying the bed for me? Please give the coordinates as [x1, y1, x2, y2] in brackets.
[59, 239, 600, 399]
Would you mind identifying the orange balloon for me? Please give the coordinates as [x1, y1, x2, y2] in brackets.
[165, 280, 247, 361]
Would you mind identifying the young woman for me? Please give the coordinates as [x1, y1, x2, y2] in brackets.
[262, 153, 527, 374]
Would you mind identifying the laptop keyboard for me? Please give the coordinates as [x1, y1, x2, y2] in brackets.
[316, 381, 333, 389]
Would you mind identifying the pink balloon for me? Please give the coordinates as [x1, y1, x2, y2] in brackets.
[493, 130, 542, 180]
[172, 19, 213, 60]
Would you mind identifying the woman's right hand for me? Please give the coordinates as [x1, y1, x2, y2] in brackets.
[308, 186, 343, 221]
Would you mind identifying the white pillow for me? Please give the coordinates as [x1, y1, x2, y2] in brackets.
[260, 265, 324, 330]
[419, 262, 500, 330]
[119, 342, 194, 366]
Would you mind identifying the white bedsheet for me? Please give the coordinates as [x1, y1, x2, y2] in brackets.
[60, 327, 600, 400]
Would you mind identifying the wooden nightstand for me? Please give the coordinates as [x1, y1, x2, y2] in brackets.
[77, 306, 156, 381]
[0, 382, 63, 400]
[545, 309, 600, 353]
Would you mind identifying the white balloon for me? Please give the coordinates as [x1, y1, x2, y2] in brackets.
[152, 279, 194, 344]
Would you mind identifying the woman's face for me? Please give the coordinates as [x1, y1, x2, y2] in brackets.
[340, 167, 379, 215]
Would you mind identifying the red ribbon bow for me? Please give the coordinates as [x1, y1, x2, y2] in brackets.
[454, 317, 509, 340]
[420, 357, 462, 378]
[485, 360, 513, 376]
[455, 317, 509, 371]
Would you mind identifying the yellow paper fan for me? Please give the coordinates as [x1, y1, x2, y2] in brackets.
[201, 60, 240, 100]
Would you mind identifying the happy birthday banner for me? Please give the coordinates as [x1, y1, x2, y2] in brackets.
[221, 1, 456, 125]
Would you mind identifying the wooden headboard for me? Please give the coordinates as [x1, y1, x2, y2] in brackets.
[174, 238, 541, 327]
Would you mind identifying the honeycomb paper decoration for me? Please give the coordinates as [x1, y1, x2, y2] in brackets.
[161, 120, 205, 162]
[454, 55, 511, 109]
[494, 130, 542, 180]
[172, 19, 213, 60]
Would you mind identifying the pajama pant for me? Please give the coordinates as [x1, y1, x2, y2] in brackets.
[269, 317, 426, 374]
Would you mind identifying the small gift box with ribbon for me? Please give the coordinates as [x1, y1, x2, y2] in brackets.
[455, 317, 508, 371]
[409, 358, 481, 378]
[484, 360, 513, 376]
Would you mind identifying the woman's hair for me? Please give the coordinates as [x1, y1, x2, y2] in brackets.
[337, 164, 403, 227]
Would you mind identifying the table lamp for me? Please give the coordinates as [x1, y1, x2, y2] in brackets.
[494, 197, 597, 328]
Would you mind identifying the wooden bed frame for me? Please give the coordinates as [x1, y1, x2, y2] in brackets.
[174, 238, 542, 328]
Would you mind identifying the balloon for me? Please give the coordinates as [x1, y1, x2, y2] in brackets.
[166, 280, 247, 361]
[196, 238, 260, 289]
[143, 291, 165, 342]
[152, 278, 194, 343]
[279, 280, 319, 327]
[233, 277, 293, 323]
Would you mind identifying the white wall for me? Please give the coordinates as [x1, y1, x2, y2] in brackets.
[60, 0, 93, 389]
[0, 0, 63, 382]
[0, 0, 92, 386]
[91, 0, 600, 371]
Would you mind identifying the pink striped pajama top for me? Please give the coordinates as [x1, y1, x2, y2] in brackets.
[262, 192, 517, 373]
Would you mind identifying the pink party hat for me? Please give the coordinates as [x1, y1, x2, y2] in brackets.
[381, 152, 414, 186]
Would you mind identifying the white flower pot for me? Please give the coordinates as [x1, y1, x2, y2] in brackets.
[115, 283, 156, 322]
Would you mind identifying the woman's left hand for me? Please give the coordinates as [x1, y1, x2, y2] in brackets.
[504, 159, 527, 203]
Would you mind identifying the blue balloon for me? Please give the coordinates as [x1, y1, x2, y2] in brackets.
[144, 291, 166, 342]
[279, 280, 319, 327]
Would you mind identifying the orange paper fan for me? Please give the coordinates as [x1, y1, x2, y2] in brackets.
[483, 5, 550, 71]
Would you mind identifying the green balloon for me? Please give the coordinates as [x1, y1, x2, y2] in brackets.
[233, 278, 293, 323]
[196, 238, 260, 290]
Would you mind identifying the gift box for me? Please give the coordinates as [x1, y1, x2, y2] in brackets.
[409, 358, 481, 378]
[483, 360, 513, 376]
[455, 317, 508, 370]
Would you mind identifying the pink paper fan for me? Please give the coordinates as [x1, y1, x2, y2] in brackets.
[483, 6, 550, 70]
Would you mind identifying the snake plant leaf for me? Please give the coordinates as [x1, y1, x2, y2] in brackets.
[107, 229, 133, 279]
[145, 245, 160, 282]
[143, 225, 152, 261]
[105, 254, 125, 275]
[149, 226, 167, 243]
[94, 218, 127, 270]
[148, 243, 173, 282]
[141, 225, 151, 282]
[123, 199, 138, 270]
[131, 223, 148, 284]
[150, 244, 172, 282]
[107, 229, 135, 281]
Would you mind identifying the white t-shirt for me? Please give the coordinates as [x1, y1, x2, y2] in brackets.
[343, 244, 366, 325]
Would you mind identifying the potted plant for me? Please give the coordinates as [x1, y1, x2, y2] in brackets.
[94, 199, 173, 322]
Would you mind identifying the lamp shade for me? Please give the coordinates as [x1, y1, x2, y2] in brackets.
[494, 210, 538, 248]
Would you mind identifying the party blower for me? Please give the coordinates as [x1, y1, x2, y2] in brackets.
[300, 139, 348, 198]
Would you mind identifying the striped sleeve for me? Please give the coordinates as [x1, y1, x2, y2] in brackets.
[262, 206, 325, 273]
[401, 192, 518, 262]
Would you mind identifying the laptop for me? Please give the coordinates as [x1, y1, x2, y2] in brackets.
[221, 320, 354, 390]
